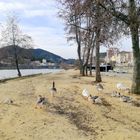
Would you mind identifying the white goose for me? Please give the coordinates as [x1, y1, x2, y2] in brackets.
[82, 89, 89, 99]
[116, 83, 126, 90]
[3, 98, 13, 104]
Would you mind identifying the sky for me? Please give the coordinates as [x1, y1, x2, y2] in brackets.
[0, 0, 132, 59]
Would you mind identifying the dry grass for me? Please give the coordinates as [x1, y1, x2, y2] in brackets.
[0, 69, 140, 140]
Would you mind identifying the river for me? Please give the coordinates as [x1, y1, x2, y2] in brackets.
[0, 69, 62, 80]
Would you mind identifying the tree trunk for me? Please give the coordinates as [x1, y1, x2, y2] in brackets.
[75, 23, 84, 76]
[129, 0, 140, 94]
[130, 27, 140, 94]
[15, 58, 21, 77]
[80, 65, 85, 76]
[14, 45, 22, 77]
[95, 37, 102, 82]
[95, 2, 102, 82]
[85, 66, 88, 76]
[89, 47, 94, 76]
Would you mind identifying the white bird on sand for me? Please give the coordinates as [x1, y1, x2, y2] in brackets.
[96, 83, 104, 93]
[3, 98, 13, 104]
[50, 81, 57, 97]
[82, 89, 89, 99]
[116, 83, 127, 90]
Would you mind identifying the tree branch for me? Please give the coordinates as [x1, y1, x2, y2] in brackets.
[99, 1, 130, 25]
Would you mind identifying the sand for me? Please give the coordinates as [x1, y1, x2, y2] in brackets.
[0, 69, 140, 140]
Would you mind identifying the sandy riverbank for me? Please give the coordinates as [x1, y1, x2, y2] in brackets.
[0, 69, 140, 140]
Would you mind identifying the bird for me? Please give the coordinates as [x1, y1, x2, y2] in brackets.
[94, 97, 102, 104]
[35, 95, 47, 109]
[50, 81, 57, 97]
[111, 91, 121, 97]
[92, 95, 99, 100]
[82, 89, 89, 99]
[3, 98, 13, 104]
[124, 87, 131, 94]
[116, 83, 126, 90]
[87, 95, 94, 103]
[96, 83, 104, 93]
[120, 95, 132, 103]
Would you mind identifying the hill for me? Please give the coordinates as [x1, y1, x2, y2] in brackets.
[30, 48, 66, 63]
[0, 46, 71, 64]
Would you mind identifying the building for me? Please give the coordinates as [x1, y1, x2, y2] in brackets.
[106, 48, 133, 66]
[106, 48, 119, 63]
[116, 51, 133, 65]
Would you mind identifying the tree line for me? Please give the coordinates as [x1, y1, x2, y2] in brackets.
[57, 0, 140, 94]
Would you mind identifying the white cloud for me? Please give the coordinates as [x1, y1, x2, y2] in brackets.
[0, 2, 26, 11]
[0, 0, 78, 59]
[0, 0, 132, 59]
[23, 9, 57, 18]
[22, 26, 77, 59]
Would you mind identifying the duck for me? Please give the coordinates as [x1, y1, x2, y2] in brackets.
[87, 95, 94, 103]
[36, 95, 47, 108]
[120, 95, 132, 103]
[111, 91, 121, 97]
[50, 81, 57, 97]
[96, 83, 104, 93]
[92, 95, 99, 100]
[94, 97, 102, 104]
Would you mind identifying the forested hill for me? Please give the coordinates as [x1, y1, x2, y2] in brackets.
[30, 48, 66, 63]
[0, 46, 74, 64]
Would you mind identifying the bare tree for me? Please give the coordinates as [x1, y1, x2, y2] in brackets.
[98, 0, 140, 94]
[58, 0, 96, 76]
[57, 0, 121, 82]
[0, 15, 33, 77]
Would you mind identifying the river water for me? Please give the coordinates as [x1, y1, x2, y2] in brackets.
[0, 69, 62, 80]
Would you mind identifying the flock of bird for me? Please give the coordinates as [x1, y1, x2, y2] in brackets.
[1, 80, 132, 108]
[82, 82, 132, 104]
[82, 87, 102, 104]
[35, 81, 57, 108]
[35, 81, 131, 107]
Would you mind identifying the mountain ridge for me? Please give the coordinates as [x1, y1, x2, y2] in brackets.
[0, 46, 70, 64]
